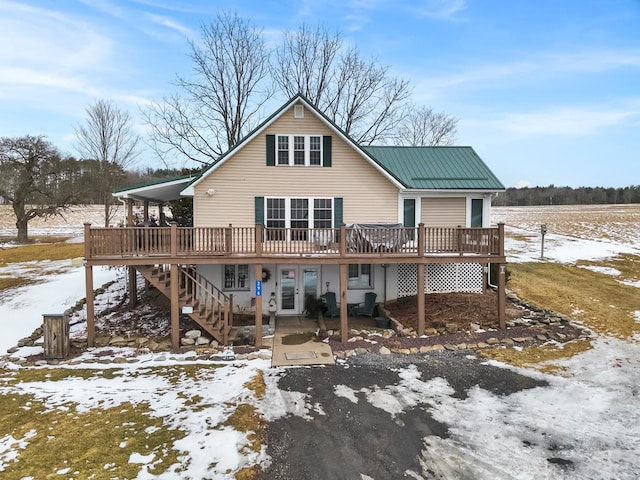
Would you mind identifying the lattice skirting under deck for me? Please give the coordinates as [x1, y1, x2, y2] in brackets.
[397, 263, 484, 297]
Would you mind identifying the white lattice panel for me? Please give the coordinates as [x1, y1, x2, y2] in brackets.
[397, 263, 484, 298]
[398, 264, 418, 298]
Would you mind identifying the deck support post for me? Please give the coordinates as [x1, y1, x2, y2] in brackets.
[255, 263, 263, 348]
[143, 201, 149, 221]
[85, 264, 95, 347]
[170, 263, 180, 352]
[128, 267, 137, 308]
[158, 202, 165, 225]
[339, 263, 348, 343]
[126, 199, 134, 226]
[497, 263, 506, 329]
[417, 263, 425, 335]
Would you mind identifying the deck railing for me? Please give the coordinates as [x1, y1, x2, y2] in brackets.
[84, 223, 504, 260]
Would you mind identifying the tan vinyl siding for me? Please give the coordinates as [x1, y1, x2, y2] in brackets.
[194, 102, 399, 227]
[420, 197, 466, 227]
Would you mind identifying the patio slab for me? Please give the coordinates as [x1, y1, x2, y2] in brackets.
[271, 317, 335, 367]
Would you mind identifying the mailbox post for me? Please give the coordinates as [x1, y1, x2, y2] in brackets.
[540, 224, 547, 259]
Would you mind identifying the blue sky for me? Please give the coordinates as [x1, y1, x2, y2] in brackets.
[0, 0, 638, 188]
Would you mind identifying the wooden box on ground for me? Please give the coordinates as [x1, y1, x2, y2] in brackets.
[43, 314, 70, 359]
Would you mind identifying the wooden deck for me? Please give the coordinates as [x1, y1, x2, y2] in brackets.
[83, 223, 506, 265]
[82, 222, 508, 351]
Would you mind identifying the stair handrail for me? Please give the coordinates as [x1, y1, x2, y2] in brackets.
[179, 266, 233, 336]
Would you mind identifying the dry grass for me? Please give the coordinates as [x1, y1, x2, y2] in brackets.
[577, 253, 640, 284]
[507, 262, 640, 339]
[479, 339, 594, 374]
[0, 368, 185, 480]
[0, 242, 84, 267]
[0, 277, 38, 290]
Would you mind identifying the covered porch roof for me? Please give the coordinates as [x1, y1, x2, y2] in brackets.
[113, 176, 196, 204]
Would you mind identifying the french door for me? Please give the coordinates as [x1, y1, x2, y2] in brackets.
[276, 265, 319, 315]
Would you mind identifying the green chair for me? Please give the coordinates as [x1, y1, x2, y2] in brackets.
[320, 292, 340, 318]
[351, 292, 377, 317]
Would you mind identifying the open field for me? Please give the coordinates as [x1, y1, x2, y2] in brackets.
[492, 203, 640, 246]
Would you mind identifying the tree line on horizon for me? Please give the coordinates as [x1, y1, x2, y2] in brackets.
[492, 185, 640, 206]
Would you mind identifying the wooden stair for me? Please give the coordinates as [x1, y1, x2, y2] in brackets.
[136, 265, 233, 344]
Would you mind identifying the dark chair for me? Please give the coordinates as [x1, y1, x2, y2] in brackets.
[350, 292, 377, 317]
[320, 292, 340, 318]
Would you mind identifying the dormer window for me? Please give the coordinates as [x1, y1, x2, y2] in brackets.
[276, 134, 322, 166]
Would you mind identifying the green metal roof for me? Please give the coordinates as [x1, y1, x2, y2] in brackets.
[363, 146, 505, 190]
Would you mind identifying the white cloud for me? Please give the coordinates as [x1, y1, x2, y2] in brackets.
[412, 48, 640, 101]
[514, 180, 531, 188]
[412, 0, 467, 20]
[462, 100, 640, 137]
[147, 13, 196, 39]
[501, 104, 640, 136]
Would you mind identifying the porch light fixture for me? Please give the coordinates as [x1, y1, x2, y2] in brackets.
[206, 188, 216, 197]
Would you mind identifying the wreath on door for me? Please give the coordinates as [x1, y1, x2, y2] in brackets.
[261, 267, 271, 283]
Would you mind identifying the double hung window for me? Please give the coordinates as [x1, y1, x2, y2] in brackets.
[276, 135, 322, 166]
[348, 264, 373, 289]
[224, 264, 249, 290]
[265, 197, 334, 241]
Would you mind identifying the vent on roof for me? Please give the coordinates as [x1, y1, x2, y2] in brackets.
[294, 104, 304, 118]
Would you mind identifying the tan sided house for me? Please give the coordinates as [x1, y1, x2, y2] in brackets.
[83, 94, 507, 351]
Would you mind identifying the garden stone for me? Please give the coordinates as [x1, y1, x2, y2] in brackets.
[184, 330, 202, 339]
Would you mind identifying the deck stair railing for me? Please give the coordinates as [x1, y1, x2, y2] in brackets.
[136, 265, 233, 344]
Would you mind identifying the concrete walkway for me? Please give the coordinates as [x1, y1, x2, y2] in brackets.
[271, 317, 335, 367]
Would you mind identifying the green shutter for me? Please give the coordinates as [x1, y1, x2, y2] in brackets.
[333, 197, 343, 227]
[322, 136, 332, 167]
[255, 197, 264, 224]
[266, 135, 275, 166]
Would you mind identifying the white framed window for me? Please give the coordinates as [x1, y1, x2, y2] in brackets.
[277, 136, 289, 165]
[348, 264, 373, 289]
[223, 264, 249, 291]
[276, 135, 322, 166]
[265, 197, 333, 241]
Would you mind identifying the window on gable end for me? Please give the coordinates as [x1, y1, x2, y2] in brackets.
[277, 136, 289, 165]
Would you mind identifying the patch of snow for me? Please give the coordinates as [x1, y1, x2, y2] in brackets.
[334, 384, 359, 404]
[419, 337, 640, 479]
[0, 429, 37, 471]
[634, 311, 640, 323]
[620, 279, 640, 288]
[128, 452, 155, 464]
[578, 265, 621, 276]
[504, 226, 639, 264]
[0, 264, 118, 354]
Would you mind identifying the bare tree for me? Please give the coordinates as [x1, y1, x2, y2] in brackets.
[272, 25, 411, 145]
[143, 12, 272, 165]
[0, 136, 78, 243]
[272, 24, 341, 107]
[396, 105, 458, 146]
[75, 100, 140, 227]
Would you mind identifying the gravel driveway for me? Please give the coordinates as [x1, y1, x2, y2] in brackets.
[259, 351, 546, 480]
